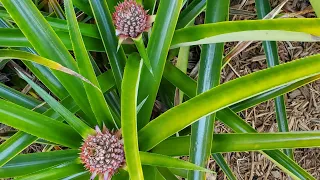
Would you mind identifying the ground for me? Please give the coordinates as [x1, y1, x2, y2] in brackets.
[200, 0, 320, 179]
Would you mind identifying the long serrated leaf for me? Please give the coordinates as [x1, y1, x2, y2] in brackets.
[0, 149, 215, 178]
[176, 0, 205, 29]
[152, 131, 320, 154]
[0, 71, 116, 168]
[216, 108, 314, 180]
[88, 0, 126, 91]
[152, 131, 314, 180]
[0, 131, 36, 167]
[0, 18, 69, 100]
[0, 150, 79, 178]
[212, 154, 236, 180]
[0, 10, 99, 38]
[16, 160, 84, 180]
[171, 19, 320, 49]
[162, 60, 316, 180]
[140, 152, 213, 173]
[0, 92, 81, 167]
[138, 53, 320, 151]
[231, 74, 320, 112]
[175, 46, 190, 104]
[0, 28, 105, 52]
[188, 1, 229, 179]
[163, 59, 320, 115]
[0, 131, 56, 145]
[0, 0, 97, 123]
[48, 0, 66, 19]
[255, 0, 293, 159]
[157, 168, 179, 180]
[0, 99, 82, 148]
[137, 0, 183, 129]
[19, 48, 70, 99]
[211, 132, 320, 153]
[133, 37, 154, 75]
[0, 25, 142, 53]
[65, 0, 116, 128]
[122, 53, 144, 180]
[0, 83, 48, 112]
[0, 70, 115, 119]
[18, 71, 94, 138]
[310, 0, 320, 17]
[0, 50, 99, 90]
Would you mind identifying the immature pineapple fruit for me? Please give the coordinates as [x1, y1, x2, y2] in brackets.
[112, 0, 154, 40]
[80, 126, 125, 180]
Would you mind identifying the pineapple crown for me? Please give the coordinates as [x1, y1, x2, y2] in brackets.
[80, 125, 125, 180]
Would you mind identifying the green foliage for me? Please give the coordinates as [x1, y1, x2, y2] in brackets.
[188, 1, 229, 179]
[122, 53, 144, 180]
[0, 0, 320, 179]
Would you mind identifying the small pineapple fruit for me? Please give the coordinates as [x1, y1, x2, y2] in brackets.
[80, 125, 125, 180]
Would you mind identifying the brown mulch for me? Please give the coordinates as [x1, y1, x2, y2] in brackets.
[197, 0, 320, 179]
